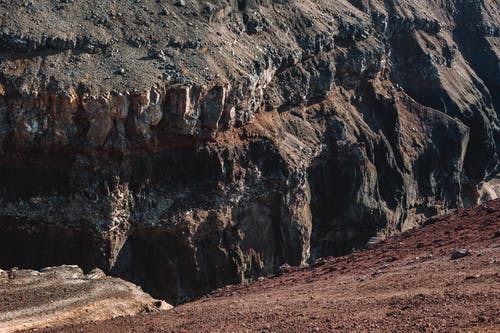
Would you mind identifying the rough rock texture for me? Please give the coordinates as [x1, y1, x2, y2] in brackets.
[31, 199, 500, 333]
[0, 265, 172, 333]
[0, 0, 499, 303]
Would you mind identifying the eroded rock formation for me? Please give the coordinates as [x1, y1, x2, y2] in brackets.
[0, 0, 498, 303]
[0, 265, 171, 333]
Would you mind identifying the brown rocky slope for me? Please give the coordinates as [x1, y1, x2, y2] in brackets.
[33, 198, 500, 332]
[0, 0, 499, 303]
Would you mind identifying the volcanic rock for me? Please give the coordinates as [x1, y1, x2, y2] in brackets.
[451, 249, 471, 260]
[0, 265, 172, 333]
[0, 0, 498, 303]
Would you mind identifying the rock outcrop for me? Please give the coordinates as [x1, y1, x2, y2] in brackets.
[0, 0, 498, 303]
[0, 265, 171, 333]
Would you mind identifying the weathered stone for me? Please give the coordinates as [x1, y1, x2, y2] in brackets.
[85, 268, 106, 280]
[165, 86, 201, 135]
[201, 85, 226, 133]
[82, 96, 112, 147]
[451, 249, 471, 260]
[0, 0, 498, 305]
[0, 265, 172, 332]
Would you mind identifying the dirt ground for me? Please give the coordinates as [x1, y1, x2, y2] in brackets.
[28, 199, 500, 333]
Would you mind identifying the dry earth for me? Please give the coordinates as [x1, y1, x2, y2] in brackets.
[31, 199, 500, 333]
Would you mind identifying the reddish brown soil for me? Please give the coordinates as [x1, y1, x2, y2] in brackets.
[33, 200, 500, 333]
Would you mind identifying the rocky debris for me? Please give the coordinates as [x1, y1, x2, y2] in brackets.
[311, 257, 329, 268]
[152, 300, 173, 311]
[85, 267, 106, 279]
[276, 263, 293, 275]
[451, 249, 471, 260]
[0, 265, 172, 333]
[174, 0, 186, 7]
[0, 0, 498, 304]
[365, 237, 383, 248]
[34, 197, 500, 333]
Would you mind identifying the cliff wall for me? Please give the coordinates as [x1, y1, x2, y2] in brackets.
[0, 0, 498, 303]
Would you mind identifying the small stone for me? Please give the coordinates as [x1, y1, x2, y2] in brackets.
[451, 249, 471, 260]
[85, 268, 106, 280]
[149, 48, 167, 61]
[477, 315, 487, 323]
[153, 300, 173, 311]
[202, 2, 214, 13]
[312, 257, 328, 267]
[365, 237, 382, 248]
[277, 263, 292, 275]
[175, 0, 186, 7]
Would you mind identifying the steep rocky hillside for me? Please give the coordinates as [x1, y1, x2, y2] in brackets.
[33, 199, 500, 333]
[0, 0, 499, 303]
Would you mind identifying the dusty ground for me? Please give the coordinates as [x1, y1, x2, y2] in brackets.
[0, 266, 171, 333]
[30, 200, 500, 333]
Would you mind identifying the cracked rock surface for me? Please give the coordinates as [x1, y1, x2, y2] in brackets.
[0, 265, 171, 333]
[0, 0, 499, 303]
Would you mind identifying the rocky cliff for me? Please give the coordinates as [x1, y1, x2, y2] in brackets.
[0, 0, 498, 303]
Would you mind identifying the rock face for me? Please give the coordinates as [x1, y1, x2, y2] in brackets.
[0, 0, 498, 303]
[0, 265, 171, 333]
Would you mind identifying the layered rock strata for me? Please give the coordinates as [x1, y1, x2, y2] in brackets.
[0, 0, 498, 303]
[0, 265, 171, 333]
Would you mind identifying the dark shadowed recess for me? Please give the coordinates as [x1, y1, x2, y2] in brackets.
[0, 142, 300, 304]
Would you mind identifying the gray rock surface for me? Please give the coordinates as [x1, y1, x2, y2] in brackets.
[0, 0, 498, 303]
